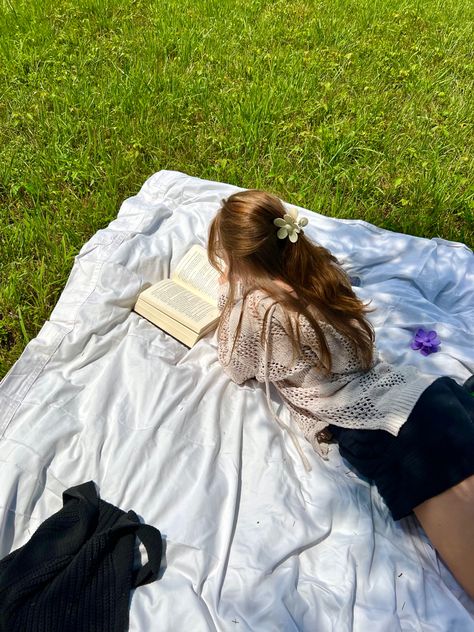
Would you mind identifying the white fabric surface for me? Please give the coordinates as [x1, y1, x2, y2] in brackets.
[1, 170, 473, 630]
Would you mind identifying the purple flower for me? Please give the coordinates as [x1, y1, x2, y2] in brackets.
[410, 328, 441, 356]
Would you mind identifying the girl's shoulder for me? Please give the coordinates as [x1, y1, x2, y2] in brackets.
[232, 283, 334, 335]
[243, 287, 284, 312]
[230, 288, 284, 331]
[243, 288, 307, 336]
[248, 288, 343, 341]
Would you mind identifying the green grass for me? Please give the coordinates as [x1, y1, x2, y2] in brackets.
[1, 0, 473, 378]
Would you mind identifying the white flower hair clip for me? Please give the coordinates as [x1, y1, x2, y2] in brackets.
[273, 207, 309, 243]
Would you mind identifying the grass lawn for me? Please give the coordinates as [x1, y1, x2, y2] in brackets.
[0, 0, 473, 378]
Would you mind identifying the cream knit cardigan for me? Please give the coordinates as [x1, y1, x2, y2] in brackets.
[216, 282, 439, 470]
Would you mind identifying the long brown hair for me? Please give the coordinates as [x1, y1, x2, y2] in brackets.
[207, 189, 375, 374]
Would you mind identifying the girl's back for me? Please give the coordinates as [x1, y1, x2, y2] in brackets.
[216, 278, 437, 458]
[208, 187, 474, 599]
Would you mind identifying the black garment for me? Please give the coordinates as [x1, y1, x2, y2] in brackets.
[0, 481, 162, 632]
[329, 376, 474, 520]
[464, 373, 474, 394]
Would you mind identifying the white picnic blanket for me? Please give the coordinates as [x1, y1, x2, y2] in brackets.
[1, 170, 473, 630]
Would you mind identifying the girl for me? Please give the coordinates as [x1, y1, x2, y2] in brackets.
[207, 189, 474, 600]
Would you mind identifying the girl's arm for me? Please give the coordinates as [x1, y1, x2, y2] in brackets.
[216, 293, 256, 384]
[217, 293, 299, 386]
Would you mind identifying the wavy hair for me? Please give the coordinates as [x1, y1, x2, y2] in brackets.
[207, 189, 375, 374]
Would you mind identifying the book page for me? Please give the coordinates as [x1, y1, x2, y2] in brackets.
[134, 301, 199, 347]
[172, 245, 221, 304]
[142, 279, 220, 331]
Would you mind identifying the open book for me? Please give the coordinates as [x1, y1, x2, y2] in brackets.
[133, 245, 222, 347]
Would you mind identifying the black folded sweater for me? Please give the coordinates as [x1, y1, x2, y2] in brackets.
[0, 481, 162, 632]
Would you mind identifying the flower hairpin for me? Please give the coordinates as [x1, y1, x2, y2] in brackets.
[410, 328, 441, 356]
[273, 207, 309, 243]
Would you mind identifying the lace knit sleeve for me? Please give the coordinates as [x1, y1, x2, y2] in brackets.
[216, 282, 257, 384]
[253, 302, 302, 383]
[216, 290, 298, 385]
[217, 281, 229, 312]
[217, 297, 257, 385]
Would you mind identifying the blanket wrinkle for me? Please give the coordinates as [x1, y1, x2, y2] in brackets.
[0, 170, 473, 630]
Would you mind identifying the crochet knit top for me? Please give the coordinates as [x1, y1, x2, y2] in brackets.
[216, 282, 439, 470]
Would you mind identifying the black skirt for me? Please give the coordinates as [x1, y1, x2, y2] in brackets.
[328, 376, 474, 520]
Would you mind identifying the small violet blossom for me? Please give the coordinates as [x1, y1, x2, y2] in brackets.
[410, 328, 441, 356]
[274, 207, 308, 243]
